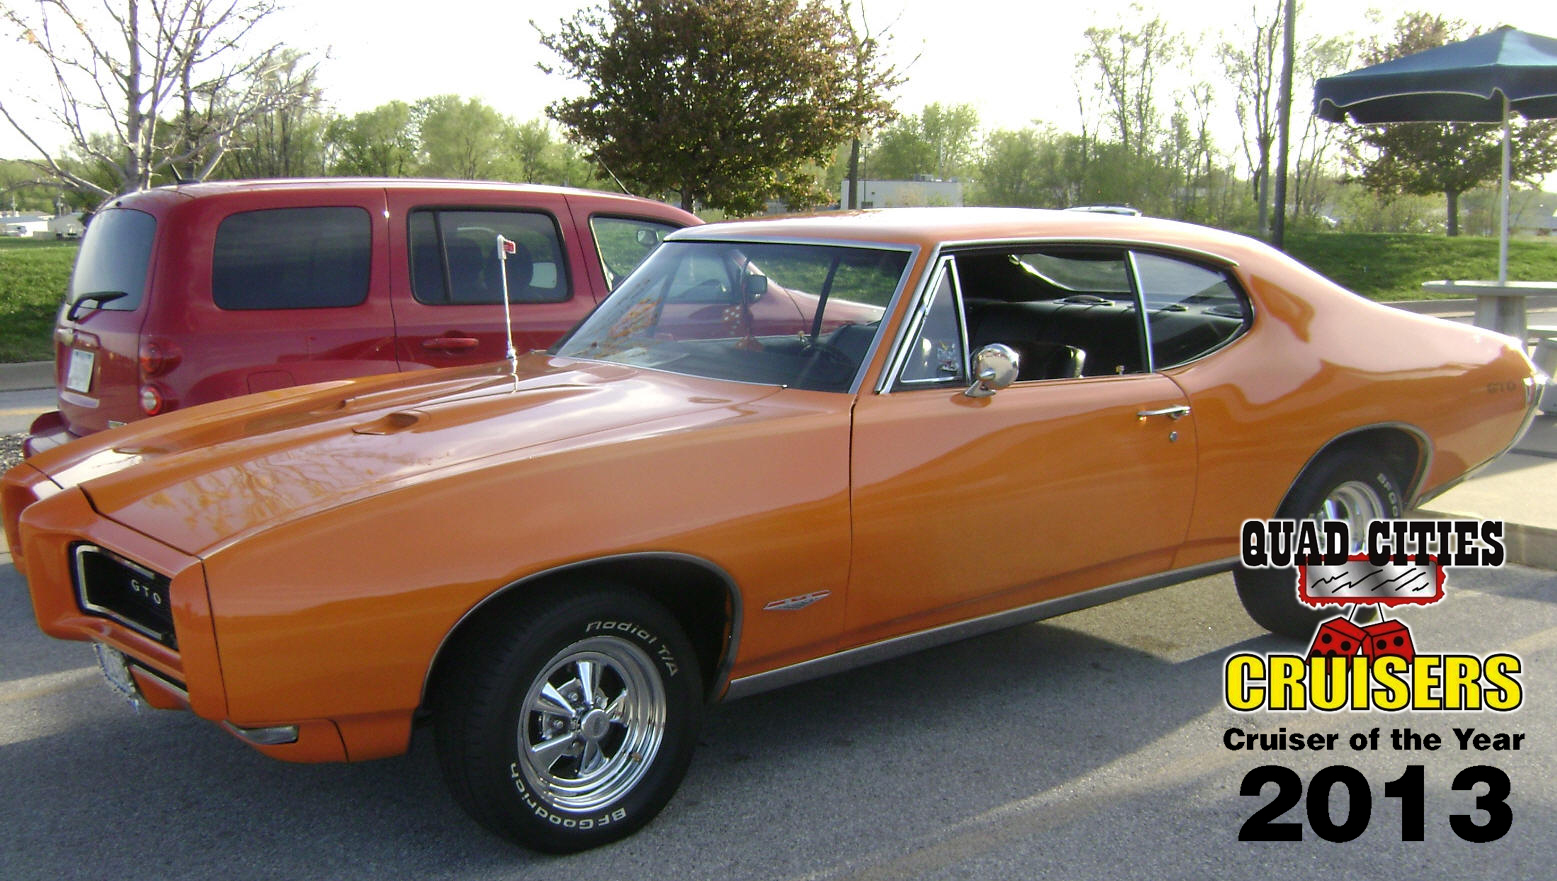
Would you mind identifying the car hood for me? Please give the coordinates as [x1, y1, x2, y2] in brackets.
[24, 355, 780, 555]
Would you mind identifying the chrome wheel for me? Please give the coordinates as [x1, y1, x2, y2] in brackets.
[1235, 453, 1405, 639]
[515, 636, 667, 814]
[1315, 479, 1387, 548]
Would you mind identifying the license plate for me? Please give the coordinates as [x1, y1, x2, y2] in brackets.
[65, 348, 95, 393]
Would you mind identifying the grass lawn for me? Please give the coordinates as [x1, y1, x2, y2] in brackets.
[0, 239, 73, 362]
[1286, 232, 1557, 301]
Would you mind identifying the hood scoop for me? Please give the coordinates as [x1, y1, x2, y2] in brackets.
[351, 410, 425, 436]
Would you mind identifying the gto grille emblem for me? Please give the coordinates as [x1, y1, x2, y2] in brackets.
[128, 578, 164, 606]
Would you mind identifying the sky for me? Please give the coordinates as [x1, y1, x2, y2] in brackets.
[5, 0, 1557, 180]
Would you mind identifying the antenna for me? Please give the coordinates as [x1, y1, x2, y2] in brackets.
[496, 234, 519, 377]
[596, 158, 634, 197]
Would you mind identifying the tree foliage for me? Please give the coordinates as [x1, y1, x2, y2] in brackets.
[326, 101, 418, 177]
[868, 103, 979, 181]
[0, 0, 318, 199]
[1343, 13, 1557, 236]
[538, 0, 860, 214]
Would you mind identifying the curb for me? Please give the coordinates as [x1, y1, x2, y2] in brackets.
[0, 361, 52, 392]
[1412, 509, 1557, 572]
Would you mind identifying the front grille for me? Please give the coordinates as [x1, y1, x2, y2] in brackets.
[72, 544, 177, 648]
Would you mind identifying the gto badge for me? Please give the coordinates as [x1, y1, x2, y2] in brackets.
[763, 590, 832, 612]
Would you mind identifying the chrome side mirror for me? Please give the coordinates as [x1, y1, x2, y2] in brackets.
[965, 344, 1019, 398]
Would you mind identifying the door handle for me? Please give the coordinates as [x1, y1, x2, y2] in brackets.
[1136, 405, 1191, 421]
[422, 336, 480, 352]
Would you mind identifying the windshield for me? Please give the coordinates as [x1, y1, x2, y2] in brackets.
[555, 240, 910, 392]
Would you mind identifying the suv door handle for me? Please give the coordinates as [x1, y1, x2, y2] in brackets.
[1136, 405, 1190, 421]
[422, 336, 480, 352]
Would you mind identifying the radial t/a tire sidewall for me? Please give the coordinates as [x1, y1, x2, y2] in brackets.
[438, 590, 703, 853]
[1234, 453, 1405, 640]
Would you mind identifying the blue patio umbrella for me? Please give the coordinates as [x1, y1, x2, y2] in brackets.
[1314, 26, 1557, 283]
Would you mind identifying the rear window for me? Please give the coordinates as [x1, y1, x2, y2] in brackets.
[212, 206, 371, 310]
[69, 208, 156, 312]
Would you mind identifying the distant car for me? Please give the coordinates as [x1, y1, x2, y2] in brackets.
[1064, 204, 1142, 216]
[24, 178, 700, 456]
[4, 207, 1541, 853]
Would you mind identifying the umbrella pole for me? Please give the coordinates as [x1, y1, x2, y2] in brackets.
[1500, 93, 1510, 285]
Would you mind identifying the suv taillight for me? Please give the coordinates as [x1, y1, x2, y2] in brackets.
[139, 384, 169, 416]
[138, 338, 182, 378]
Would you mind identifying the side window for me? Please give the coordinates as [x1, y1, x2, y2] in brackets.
[590, 216, 679, 290]
[212, 207, 371, 310]
[898, 265, 966, 385]
[956, 248, 1144, 380]
[1132, 252, 1251, 369]
[408, 209, 569, 305]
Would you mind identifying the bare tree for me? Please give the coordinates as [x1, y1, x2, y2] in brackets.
[839, 1, 911, 209]
[0, 0, 317, 199]
[1219, 1, 1282, 232]
[1077, 5, 1177, 159]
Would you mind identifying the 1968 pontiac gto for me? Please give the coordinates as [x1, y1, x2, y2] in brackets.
[3, 208, 1542, 851]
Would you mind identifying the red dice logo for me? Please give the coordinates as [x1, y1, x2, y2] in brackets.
[1307, 617, 1366, 658]
[1361, 619, 1416, 661]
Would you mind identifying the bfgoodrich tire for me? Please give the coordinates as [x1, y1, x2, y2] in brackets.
[435, 588, 703, 852]
[1234, 452, 1405, 639]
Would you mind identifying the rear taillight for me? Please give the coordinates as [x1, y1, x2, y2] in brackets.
[138, 338, 181, 378]
[139, 383, 169, 416]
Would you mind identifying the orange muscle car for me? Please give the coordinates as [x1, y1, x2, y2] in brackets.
[3, 208, 1543, 852]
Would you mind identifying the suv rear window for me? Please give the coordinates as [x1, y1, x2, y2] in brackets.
[409, 209, 569, 305]
[212, 206, 372, 310]
[69, 208, 156, 312]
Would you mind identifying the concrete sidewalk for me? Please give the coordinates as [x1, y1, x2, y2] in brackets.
[0, 360, 51, 392]
[1414, 412, 1557, 569]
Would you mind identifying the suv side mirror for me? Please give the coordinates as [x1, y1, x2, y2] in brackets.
[965, 344, 1019, 398]
[743, 274, 768, 299]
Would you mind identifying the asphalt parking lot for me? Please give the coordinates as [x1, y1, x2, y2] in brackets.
[3, 560, 1553, 881]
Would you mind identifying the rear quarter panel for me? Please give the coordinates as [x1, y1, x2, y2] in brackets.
[1170, 247, 1534, 564]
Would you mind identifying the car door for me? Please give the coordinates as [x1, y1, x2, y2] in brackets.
[844, 248, 1199, 646]
[386, 189, 593, 367]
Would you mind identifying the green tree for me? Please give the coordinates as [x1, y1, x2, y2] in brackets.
[326, 102, 419, 177]
[974, 128, 1068, 208]
[538, 0, 857, 214]
[1343, 13, 1557, 236]
[868, 103, 979, 181]
[414, 95, 513, 180]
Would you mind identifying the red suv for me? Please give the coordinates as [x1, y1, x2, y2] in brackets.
[26, 179, 699, 455]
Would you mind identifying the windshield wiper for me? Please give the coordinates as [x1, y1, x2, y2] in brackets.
[66, 290, 128, 321]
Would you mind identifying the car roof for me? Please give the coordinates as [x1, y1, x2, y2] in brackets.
[99, 178, 686, 214]
[670, 207, 1255, 264]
